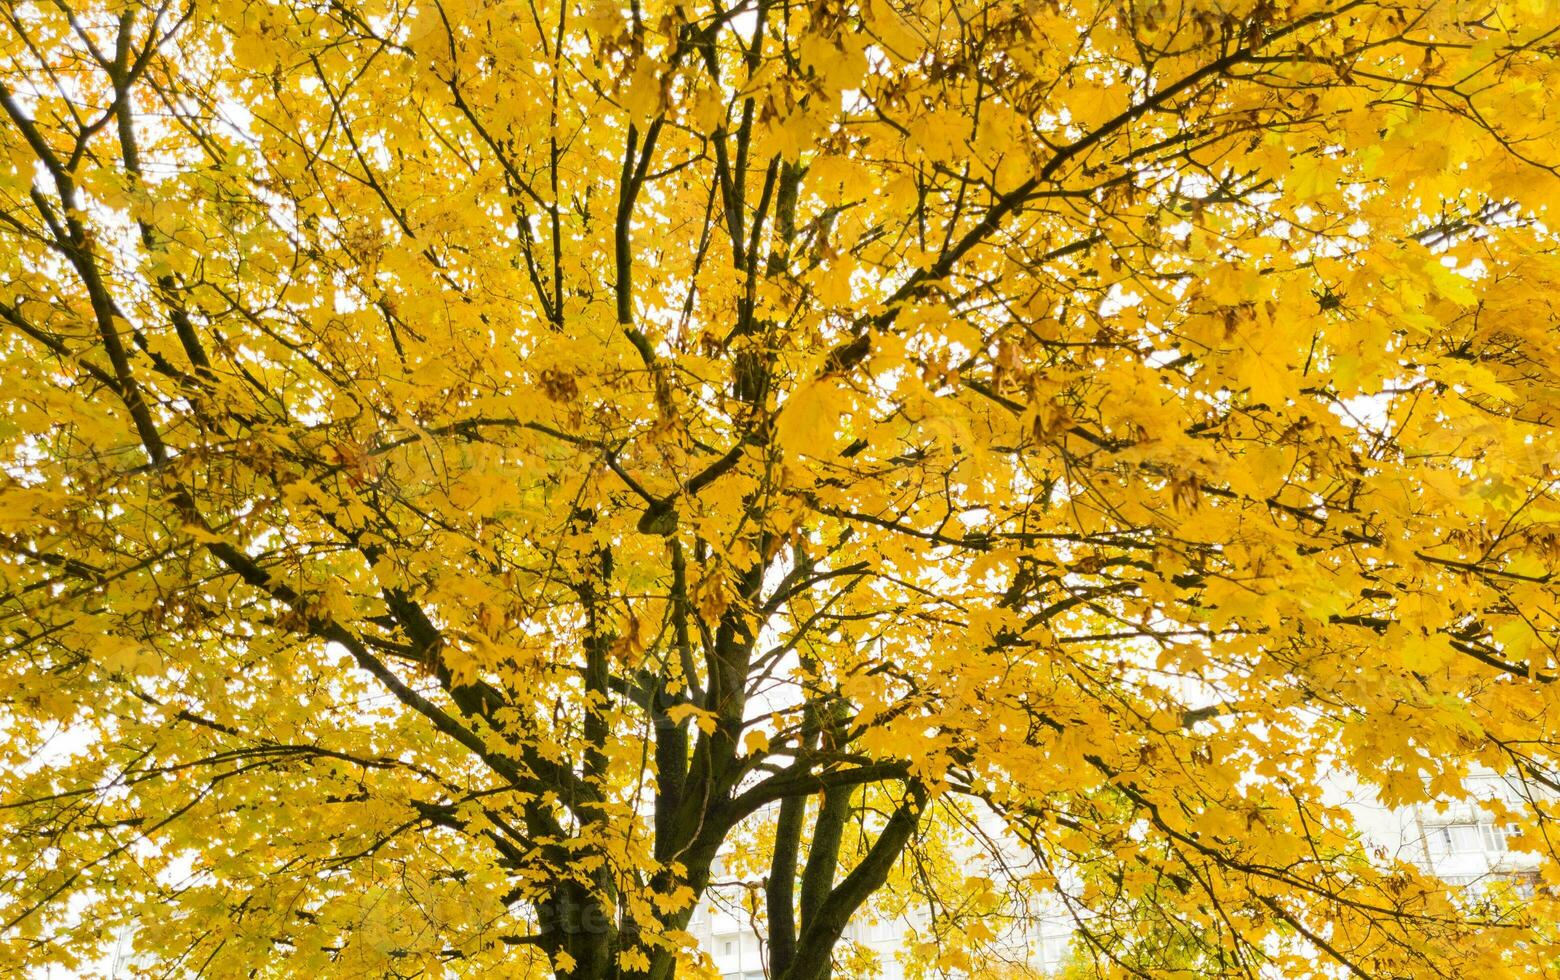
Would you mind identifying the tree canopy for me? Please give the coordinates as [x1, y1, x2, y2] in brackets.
[2, 0, 1559, 976]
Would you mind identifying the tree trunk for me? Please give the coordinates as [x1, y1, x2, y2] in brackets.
[778, 786, 924, 980]
[540, 882, 617, 980]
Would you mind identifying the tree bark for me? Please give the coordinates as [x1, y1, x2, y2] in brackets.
[779, 785, 924, 980]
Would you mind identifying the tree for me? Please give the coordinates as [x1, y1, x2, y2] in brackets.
[2, 0, 1559, 975]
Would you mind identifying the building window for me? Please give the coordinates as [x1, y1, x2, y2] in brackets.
[1486, 823, 1514, 851]
[1435, 820, 1508, 853]
[1039, 933, 1070, 967]
[724, 942, 734, 956]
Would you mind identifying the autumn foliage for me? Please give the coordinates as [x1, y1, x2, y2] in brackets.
[2, 0, 1560, 976]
